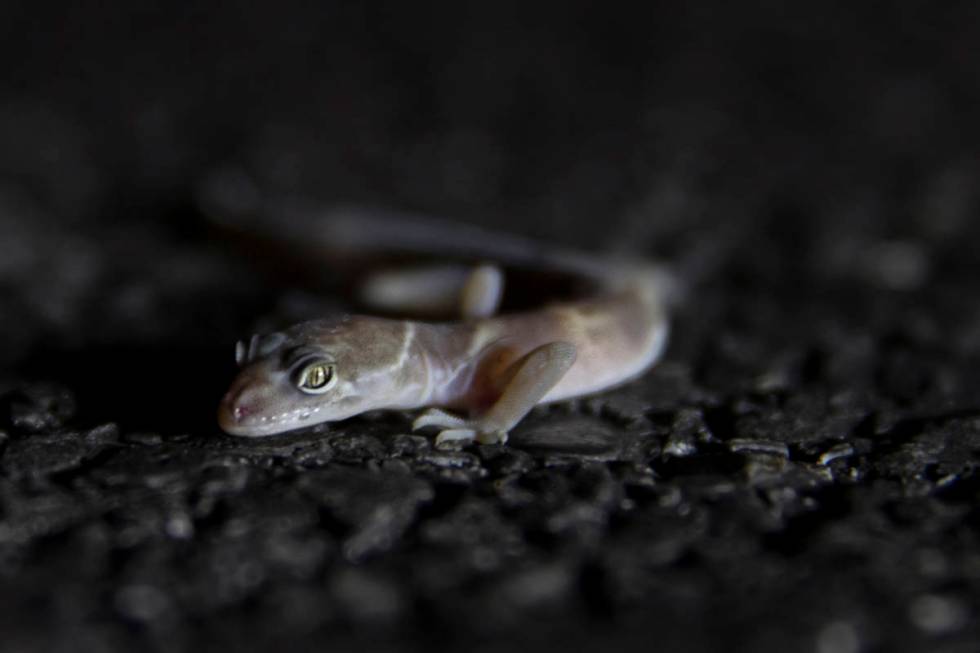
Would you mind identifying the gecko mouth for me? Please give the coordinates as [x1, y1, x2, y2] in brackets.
[217, 394, 328, 437]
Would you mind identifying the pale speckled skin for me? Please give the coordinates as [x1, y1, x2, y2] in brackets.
[217, 270, 669, 441]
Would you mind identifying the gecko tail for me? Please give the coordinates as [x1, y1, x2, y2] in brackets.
[196, 168, 690, 299]
[197, 168, 609, 275]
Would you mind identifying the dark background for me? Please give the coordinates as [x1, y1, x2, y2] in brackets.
[1, 2, 979, 652]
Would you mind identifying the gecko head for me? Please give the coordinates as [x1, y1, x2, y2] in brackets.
[217, 319, 412, 437]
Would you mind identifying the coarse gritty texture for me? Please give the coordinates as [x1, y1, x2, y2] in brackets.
[2, 2, 980, 652]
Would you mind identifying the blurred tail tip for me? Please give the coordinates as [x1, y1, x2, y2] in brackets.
[657, 267, 687, 307]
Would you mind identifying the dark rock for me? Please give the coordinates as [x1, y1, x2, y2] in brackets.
[298, 467, 433, 561]
[511, 415, 622, 458]
[122, 431, 164, 446]
[329, 567, 404, 625]
[114, 584, 173, 624]
[478, 444, 536, 476]
[0, 485, 89, 546]
[420, 498, 526, 572]
[487, 562, 575, 618]
[5, 384, 76, 433]
[413, 455, 488, 485]
[325, 432, 387, 465]
[387, 433, 430, 458]
[1, 424, 118, 480]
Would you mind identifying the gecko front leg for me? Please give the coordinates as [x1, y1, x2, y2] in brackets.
[413, 341, 577, 448]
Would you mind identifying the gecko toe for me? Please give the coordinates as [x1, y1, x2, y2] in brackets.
[413, 408, 469, 432]
[475, 429, 509, 445]
[434, 428, 477, 449]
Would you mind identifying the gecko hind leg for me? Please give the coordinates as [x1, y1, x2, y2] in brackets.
[359, 263, 503, 320]
[418, 341, 577, 449]
[460, 264, 504, 319]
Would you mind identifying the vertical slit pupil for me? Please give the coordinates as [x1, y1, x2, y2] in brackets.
[304, 364, 331, 388]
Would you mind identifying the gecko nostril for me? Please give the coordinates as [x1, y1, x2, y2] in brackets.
[233, 404, 252, 421]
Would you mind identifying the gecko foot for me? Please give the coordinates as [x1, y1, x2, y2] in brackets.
[475, 429, 508, 446]
[413, 408, 469, 432]
[434, 428, 478, 449]
[415, 409, 510, 448]
[433, 427, 509, 449]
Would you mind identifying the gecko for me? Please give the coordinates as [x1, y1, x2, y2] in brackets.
[212, 201, 674, 448]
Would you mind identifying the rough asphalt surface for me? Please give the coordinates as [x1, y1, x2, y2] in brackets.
[2, 3, 980, 652]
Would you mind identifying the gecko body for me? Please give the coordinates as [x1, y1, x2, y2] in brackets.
[215, 205, 672, 447]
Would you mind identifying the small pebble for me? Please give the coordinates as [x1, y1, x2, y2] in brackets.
[816, 620, 860, 653]
[865, 240, 929, 290]
[330, 568, 403, 624]
[418, 451, 481, 470]
[115, 584, 171, 623]
[8, 384, 76, 433]
[729, 438, 790, 458]
[123, 431, 164, 446]
[663, 434, 697, 457]
[909, 594, 968, 634]
[818, 443, 855, 466]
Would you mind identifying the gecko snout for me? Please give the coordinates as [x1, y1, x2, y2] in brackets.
[218, 386, 257, 433]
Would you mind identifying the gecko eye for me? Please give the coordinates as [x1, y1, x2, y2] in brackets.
[296, 362, 336, 394]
